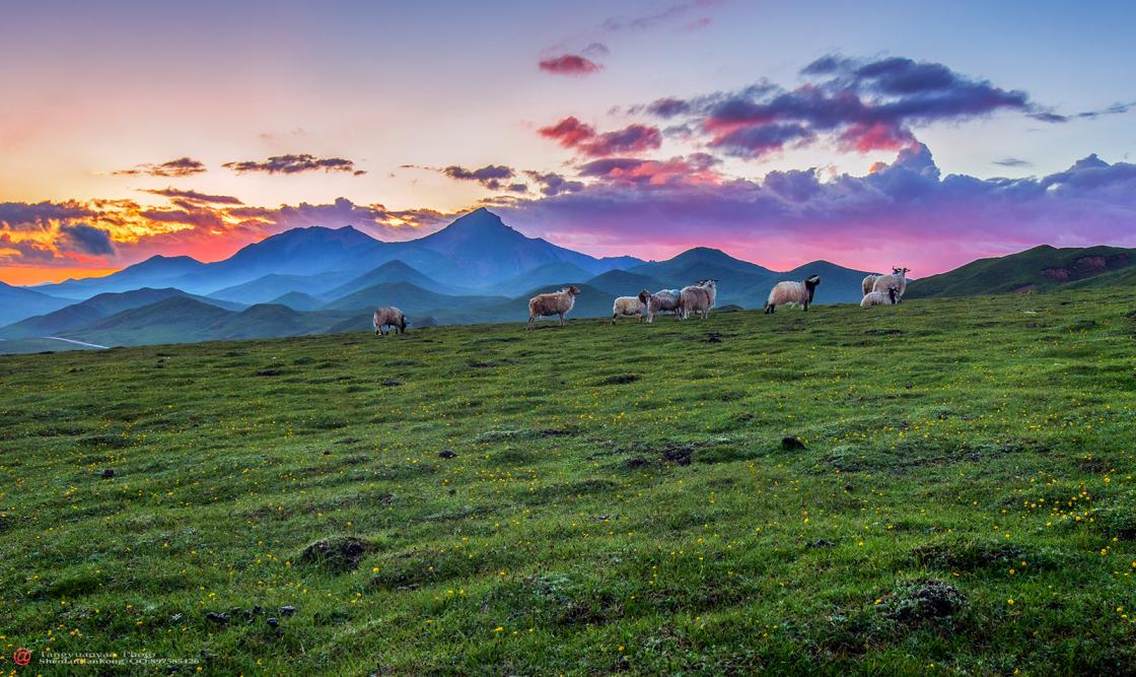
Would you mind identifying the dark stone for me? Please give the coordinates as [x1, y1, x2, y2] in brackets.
[382, 379, 403, 387]
[205, 612, 229, 625]
[781, 436, 807, 451]
[100, 468, 115, 479]
[438, 449, 458, 459]
[267, 617, 279, 628]
[280, 605, 296, 617]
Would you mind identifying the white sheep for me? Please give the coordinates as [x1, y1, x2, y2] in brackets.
[862, 274, 881, 296]
[527, 285, 581, 329]
[860, 286, 899, 307]
[677, 280, 717, 320]
[373, 307, 408, 335]
[611, 292, 648, 323]
[871, 267, 910, 300]
[764, 274, 821, 313]
[644, 288, 681, 322]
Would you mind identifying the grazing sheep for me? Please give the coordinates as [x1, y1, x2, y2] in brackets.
[527, 285, 581, 329]
[860, 286, 899, 307]
[611, 292, 648, 323]
[677, 280, 718, 320]
[872, 267, 910, 300]
[764, 274, 821, 313]
[373, 306, 408, 335]
[862, 274, 881, 296]
[644, 288, 681, 322]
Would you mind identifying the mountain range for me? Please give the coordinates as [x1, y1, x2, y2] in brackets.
[5, 209, 1127, 354]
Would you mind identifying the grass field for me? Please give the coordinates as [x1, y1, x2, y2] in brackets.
[2, 287, 1135, 674]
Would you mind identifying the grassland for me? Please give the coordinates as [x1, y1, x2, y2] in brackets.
[2, 287, 1135, 675]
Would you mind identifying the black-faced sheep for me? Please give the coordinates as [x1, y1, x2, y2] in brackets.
[871, 267, 910, 300]
[611, 292, 648, 323]
[373, 306, 408, 335]
[860, 286, 898, 307]
[764, 274, 820, 313]
[527, 285, 581, 329]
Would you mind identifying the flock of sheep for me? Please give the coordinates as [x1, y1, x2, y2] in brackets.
[371, 266, 910, 334]
[859, 267, 910, 307]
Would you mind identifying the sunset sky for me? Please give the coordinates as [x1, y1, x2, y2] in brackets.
[3, 0, 1135, 285]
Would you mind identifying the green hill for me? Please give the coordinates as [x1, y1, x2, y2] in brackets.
[268, 291, 325, 311]
[70, 296, 234, 346]
[583, 269, 666, 297]
[322, 260, 460, 299]
[2, 287, 1135, 674]
[0, 287, 242, 339]
[208, 272, 355, 305]
[321, 282, 508, 318]
[906, 244, 1136, 298]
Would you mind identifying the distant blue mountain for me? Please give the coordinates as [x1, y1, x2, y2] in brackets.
[35, 255, 207, 299]
[0, 281, 73, 326]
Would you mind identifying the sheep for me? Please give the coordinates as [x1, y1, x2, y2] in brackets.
[871, 267, 910, 300]
[862, 274, 881, 296]
[644, 288, 681, 322]
[611, 292, 648, 323]
[373, 306, 407, 335]
[860, 286, 899, 307]
[763, 274, 820, 313]
[527, 285, 581, 329]
[677, 280, 717, 320]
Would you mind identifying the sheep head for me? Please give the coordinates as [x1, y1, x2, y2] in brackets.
[638, 289, 651, 304]
[566, 285, 581, 296]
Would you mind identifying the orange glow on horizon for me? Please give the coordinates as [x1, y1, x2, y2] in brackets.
[0, 266, 120, 286]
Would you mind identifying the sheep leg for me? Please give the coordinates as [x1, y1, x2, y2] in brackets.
[527, 315, 535, 330]
[559, 312, 565, 327]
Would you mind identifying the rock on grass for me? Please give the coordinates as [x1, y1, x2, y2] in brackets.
[298, 536, 371, 573]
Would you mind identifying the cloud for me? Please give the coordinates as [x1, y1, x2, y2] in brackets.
[601, 1, 722, 32]
[114, 157, 207, 177]
[59, 224, 115, 255]
[499, 144, 1136, 273]
[524, 171, 585, 196]
[223, 154, 364, 175]
[636, 54, 1040, 158]
[140, 188, 244, 205]
[577, 153, 723, 187]
[1030, 101, 1134, 123]
[0, 201, 96, 230]
[538, 117, 662, 157]
[993, 157, 1031, 168]
[539, 54, 603, 76]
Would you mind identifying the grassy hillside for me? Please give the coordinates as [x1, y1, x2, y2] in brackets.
[906, 244, 1136, 298]
[2, 288, 1135, 673]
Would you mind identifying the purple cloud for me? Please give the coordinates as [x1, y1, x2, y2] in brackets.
[59, 223, 115, 255]
[140, 188, 244, 205]
[113, 157, 207, 177]
[223, 154, 364, 175]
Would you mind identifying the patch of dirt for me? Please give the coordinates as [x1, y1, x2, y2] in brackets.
[877, 579, 965, 625]
[596, 374, 639, 386]
[662, 444, 693, 466]
[298, 536, 372, 573]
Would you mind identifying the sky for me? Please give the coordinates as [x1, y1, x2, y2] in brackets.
[2, 0, 1135, 285]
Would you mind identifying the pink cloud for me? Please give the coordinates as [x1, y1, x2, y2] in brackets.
[538, 55, 602, 76]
